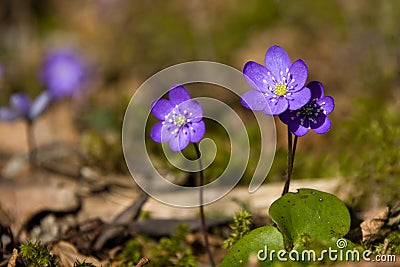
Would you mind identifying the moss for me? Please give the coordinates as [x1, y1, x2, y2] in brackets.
[118, 225, 196, 266]
[19, 240, 58, 267]
[149, 224, 196, 267]
[374, 231, 400, 255]
[73, 259, 97, 267]
[223, 210, 253, 249]
[118, 239, 143, 266]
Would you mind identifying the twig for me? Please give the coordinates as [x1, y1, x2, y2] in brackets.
[111, 194, 148, 224]
[34, 161, 81, 178]
[93, 194, 148, 250]
[127, 218, 229, 237]
[135, 257, 150, 267]
[7, 248, 18, 267]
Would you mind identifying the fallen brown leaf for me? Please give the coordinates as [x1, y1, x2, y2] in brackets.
[0, 181, 80, 237]
[51, 241, 102, 267]
[360, 207, 389, 244]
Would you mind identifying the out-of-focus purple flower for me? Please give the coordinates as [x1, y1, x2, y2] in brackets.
[150, 85, 205, 152]
[0, 92, 50, 122]
[241, 45, 311, 115]
[41, 48, 87, 100]
[279, 81, 334, 136]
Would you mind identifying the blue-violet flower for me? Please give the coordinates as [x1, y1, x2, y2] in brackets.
[0, 92, 50, 122]
[279, 81, 334, 136]
[41, 48, 87, 100]
[150, 85, 205, 152]
[241, 45, 311, 115]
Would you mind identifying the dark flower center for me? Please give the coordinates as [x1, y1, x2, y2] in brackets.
[296, 100, 324, 126]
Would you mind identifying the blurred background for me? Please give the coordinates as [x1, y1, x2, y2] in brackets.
[0, 0, 399, 210]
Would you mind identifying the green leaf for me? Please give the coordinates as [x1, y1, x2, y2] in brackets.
[220, 226, 285, 267]
[269, 188, 351, 249]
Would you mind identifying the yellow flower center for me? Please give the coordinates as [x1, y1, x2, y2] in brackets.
[174, 115, 187, 126]
[274, 83, 287, 96]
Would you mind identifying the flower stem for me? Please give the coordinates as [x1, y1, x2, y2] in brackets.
[292, 135, 298, 167]
[26, 120, 37, 166]
[282, 127, 298, 196]
[193, 142, 215, 267]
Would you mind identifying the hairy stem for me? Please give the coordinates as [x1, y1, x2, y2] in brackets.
[292, 135, 298, 169]
[193, 143, 215, 267]
[282, 127, 298, 196]
[26, 120, 37, 165]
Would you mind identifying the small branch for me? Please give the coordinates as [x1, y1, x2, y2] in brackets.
[193, 143, 215, 267]
[135, 257, 150, 267]
[126, 218, 229, 237]
[7, 248, 18, 267]
[93, 194, 148, 250]
[34, 161, 81, 178]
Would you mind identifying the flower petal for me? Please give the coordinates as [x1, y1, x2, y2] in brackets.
[42, 49, 86, 100]
[264, 45, 292, 80]
[179, 100, 203, 122]
[279, 111, 308, 136]
[317, 96, 335, 115]
[161, 123, 178, 142]
[0, 107, 22, 121]
[151, 99, 174, 120]
[168, 85, 191, 105]
[150, 121, 164, 143]
[10, 93, 30, 114]
[169, 128, 190, 152]
[29, 92, 51, 120]
[241, 90, 267, 110]
[263, 97, 288, 115]
[278, 110, 295, 125]
[179, 129, 190, 150]
[307, 81, 324, 100]
[313, 116, 332, 134]
[189, 120, 205, 142]
[288, 59, 308, 91]
[243, 61, 275, 93]
[287, 87, 311, 110]
[309, 113, 326, 129]
[291, 124, 309, 136]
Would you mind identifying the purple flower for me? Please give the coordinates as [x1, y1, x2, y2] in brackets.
[150, 85, 206, 152]
[41, 48, 87, 100]
[279, 81, 334, 136]
[241, 45, 311, 115]
[0, 92, 50, 122]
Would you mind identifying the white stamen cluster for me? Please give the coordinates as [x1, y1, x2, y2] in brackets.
[263, 68, 297, 102]
[162, 106, 192, 136]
